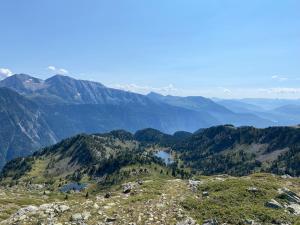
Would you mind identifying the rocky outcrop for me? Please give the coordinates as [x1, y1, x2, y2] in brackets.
[177, 217, 199, 225]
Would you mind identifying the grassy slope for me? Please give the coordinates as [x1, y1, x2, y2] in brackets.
[0, 172, 299, 224]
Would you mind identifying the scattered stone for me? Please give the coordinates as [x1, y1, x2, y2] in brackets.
[247, 187, 259, 193]
[94, 203, 99, 209]
[202, 219, 218, 225]
[244, 219, 261, 225]
[106, 217, 117, 222]
[177, 217, 198, 225]
[202, 191, 209, 197]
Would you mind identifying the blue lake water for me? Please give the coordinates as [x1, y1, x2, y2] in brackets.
[155, 151, 174, 165]
[59, 183, 87, 192]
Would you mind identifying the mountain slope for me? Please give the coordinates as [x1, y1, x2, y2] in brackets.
[0, 88, 57, 168]
[147, 92, 273, 127]
[175, 125, 300, 176]
[2, 125, 300, 183]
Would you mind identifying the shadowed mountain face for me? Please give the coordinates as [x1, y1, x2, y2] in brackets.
[0, 74, 279, 168]
[0, 88, 57, 168]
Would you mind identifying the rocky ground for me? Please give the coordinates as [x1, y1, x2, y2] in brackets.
[0, 174, 299, 225]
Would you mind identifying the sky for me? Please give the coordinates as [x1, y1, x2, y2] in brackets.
[0, 0, 299, 98]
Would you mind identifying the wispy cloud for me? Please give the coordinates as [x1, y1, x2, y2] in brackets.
[271, 75, 288, 81]
[47, 65, 69, 75]
[113, 83, 178, 95]
[0, 68, 13, 80]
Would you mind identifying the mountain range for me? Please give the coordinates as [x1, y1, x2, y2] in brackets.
[0, 74, 299, 168]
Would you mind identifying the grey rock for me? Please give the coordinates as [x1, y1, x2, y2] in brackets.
[247, 187, 259, 193]
[265, 199, 283, 209]
[122, 183, 133, 194]
[202, 191, 209, 197]
[104, 192, 111, 198]
[177, 217, 198, 225]
[202, 219, 218, 225]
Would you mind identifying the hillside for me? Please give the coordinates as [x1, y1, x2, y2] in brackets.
[0, 126, 300, 224]
[1, 125, 300, 183]
[175, 125, 300, 176]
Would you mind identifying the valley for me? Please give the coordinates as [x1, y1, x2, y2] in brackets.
[0, 126, 299, 224]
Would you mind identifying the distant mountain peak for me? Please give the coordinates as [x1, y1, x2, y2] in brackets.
[147, 92, 164, 97]
[46, 74, 75, 82]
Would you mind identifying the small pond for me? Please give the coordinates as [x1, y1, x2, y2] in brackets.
[155, 150, 174, 165]
[59, 182, 87, 193]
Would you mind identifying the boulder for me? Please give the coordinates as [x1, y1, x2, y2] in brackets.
[104, 192, 111, 198]
[57, 204, 70, 213]
[281, 174, 292, 179]
[287, 203, 300, 215]
[71, 212, 90, 221]
[188, 180, 201, 192]
[244, 219, 261, 225]
[265, 199, 283, 209]
[202, 219, 218, 225]
[14, 205, 38, 217]
[247, 187, 260, 193]
[177, 217, 198, 225]
[122, 183, 133, 193]
[106, 217, 117, 222]
[137, 179, 144, 185]
[278, 188, 300, 204]
[71, 213, 83, 221]
[202, 191, 209, 197]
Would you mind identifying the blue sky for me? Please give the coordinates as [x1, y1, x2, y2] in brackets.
[0, 0, 299, 98]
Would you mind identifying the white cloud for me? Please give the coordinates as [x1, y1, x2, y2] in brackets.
[0, 68, 13, 80]
[113, 83, 178, 95]
[271, 75, 288, 81]
[47, 65, 69, 75]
